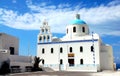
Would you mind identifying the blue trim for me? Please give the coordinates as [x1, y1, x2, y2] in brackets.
[38, 39, 98, 45]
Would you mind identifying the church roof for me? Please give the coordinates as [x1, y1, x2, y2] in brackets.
[70, 19, 86, 25]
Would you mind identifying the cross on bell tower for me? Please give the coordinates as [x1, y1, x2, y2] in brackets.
[43, 19, 48, 26]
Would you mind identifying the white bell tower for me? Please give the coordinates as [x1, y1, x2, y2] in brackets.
[38, 20, 52, 43]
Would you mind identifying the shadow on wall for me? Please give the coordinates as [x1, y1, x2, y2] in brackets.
[0, 61, 10, 75]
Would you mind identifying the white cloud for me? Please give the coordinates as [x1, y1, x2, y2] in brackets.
[0, 9, 40, 29]
[0, 0, 120, 36]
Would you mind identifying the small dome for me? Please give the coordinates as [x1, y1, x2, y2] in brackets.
[70, 19, 86, 25]
[52, 37, 61, 42]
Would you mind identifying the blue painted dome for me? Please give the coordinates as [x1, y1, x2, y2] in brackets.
[70, 19, 86, 25]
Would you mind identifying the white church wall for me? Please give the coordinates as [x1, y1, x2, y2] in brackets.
[66, 64, 98, 72]
[37, 39, 101, 71]
[38, 44, 61, 71]
[38, 44, 60, 64]
[66, 24, 89, 37]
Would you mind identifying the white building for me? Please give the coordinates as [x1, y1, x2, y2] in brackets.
[0, 33, 33, 72]
[37, 14, 114, 72]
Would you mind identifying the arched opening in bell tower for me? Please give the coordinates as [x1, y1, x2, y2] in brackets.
[39, 36, 42, 42]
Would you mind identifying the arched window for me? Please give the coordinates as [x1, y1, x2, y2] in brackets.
[47, 36, 50, 39]
[67, 29, 68, 34]
[73, 26, 76, 32]
[39, 36, 42, 40]
[91, 46, 94, 52]
[60, 47, 63, 53]
[42, 29, 44, 33]
[44, 36, 45, 39]
[70, 47, 72, 53]
[51, 48, 54, 53]
[80, 59, 83, 64]
[60, 59, 63, 64]
[46, 29, 48, 33]
[42, 59, 45, 64]
[42, 48, 45, 54]
[47, 35, 50, 41]
[82, 27, 85, 32]
[39, 36, 42, 42]
[43, 36, 46, 42]
[80, 46, 83, 52]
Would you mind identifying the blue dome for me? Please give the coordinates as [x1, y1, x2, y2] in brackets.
[70, 19, 86, 25]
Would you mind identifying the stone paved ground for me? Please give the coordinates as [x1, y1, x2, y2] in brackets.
[8, 71, 120, 76]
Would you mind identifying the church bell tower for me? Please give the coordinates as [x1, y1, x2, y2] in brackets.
[38, 20, 52, 43]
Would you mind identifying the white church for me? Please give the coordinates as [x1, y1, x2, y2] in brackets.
[37, 14, 114, 72]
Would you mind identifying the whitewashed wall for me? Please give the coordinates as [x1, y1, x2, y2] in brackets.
[100, 44, 114, 70]
[37, 38, 101, 71]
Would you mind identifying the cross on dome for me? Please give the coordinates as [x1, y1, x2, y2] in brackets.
[70, 14, 86, 25]
[75, 14, 80, 19]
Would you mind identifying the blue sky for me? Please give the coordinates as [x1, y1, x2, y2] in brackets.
[0, 0, 120, 63]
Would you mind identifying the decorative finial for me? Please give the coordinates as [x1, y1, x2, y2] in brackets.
[75, 14, 80, 19]
[43, 19, 48, 26]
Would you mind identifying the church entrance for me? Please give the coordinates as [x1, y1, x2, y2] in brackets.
[68, 53, 75, 66]
[68, 59, 74, 66]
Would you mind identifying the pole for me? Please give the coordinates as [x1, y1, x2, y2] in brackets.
[28, 42, 30, 56]
[92, 32, 95, 65]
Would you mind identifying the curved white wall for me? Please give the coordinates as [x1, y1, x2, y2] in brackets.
[66, 24, 89, 39]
